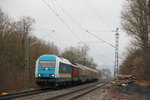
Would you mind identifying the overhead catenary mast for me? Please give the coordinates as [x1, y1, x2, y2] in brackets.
[114, 28, 119, 77]
[23, 25, 29, 91]
[148, 0, 150, 44]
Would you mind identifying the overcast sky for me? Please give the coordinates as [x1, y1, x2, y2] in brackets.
[0, 0, 129, 73]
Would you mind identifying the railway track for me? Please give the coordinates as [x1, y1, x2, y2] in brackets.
[45, 81, 109, 100]
[0, 89, 52, 100]
[0, 81, 107, 100]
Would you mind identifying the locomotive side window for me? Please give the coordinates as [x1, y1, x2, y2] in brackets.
[39, 61, 55, 67]
[59, 62, 71, 74]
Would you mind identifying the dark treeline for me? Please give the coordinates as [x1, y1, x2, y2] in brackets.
[0, 8, 59, 92]
[0, 8, 97, 92]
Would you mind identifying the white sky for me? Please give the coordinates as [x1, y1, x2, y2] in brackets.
[0, 0, 129, 73]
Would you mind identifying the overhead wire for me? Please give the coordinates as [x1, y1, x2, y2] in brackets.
[34, 25, 68, 47]
[3, 0, 115, 48]
[4, 0, 120, 66]
[54, 0, 115, 48]
[1, 8, 67, 47]
[43, 0, 119, 63]
[85, 30, 115, 48]
[43, 0, 82, 42]
[51, 0, 58, 15]
[55, 0, 86, 31]
[30, 30, 55, 46]
[83, 0, 111, 30]
[78, 41, 103, 44]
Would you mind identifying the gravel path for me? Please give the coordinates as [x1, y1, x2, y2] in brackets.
[75, 82, 111, 100]
[73, 82, 150, 100]
[102, 84, 150, 100]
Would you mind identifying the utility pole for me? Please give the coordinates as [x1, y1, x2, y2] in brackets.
[148, 0, 150, 44]
[23, 25, 29, 91]
[114, 28, 119, 77]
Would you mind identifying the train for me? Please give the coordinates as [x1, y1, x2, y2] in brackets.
[35, 54, 98, 88]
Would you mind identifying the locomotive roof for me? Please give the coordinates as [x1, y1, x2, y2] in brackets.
[39, 54, 72, 65]
[39, 54, 57, 61]
[58, 57, 72, 65]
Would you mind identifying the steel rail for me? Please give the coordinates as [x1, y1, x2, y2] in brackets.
[0, 81, 102, 100]
[45, 81, 108, 100]
[0, 89, 51, 100]
[69, 81, 110, 100]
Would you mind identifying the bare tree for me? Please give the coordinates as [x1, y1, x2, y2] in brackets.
[121, 0, 150, 81]
[121, 0, 150, 52]
[0, 9, 61, 92]
[61, 45, 97, 69]
[0, 8, 12, 59]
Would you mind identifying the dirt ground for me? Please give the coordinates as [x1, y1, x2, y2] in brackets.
[102, 84, 150, 100]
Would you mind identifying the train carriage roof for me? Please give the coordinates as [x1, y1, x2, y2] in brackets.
[58, 57, 72, 65]
[73, 63, 98, 73]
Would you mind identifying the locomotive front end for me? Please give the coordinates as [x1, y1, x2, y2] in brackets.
[35, 55, 57, 88]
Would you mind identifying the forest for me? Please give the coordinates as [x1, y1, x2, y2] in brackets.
[0, 8, 105, 93]
[119, 0, 150, 86]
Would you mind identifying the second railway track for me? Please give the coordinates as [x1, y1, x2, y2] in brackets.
[46, 81, 110, 100]
[0, 89, 51, 100]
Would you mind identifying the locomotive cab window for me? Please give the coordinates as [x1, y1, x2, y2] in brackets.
[39, 61, 55, 67]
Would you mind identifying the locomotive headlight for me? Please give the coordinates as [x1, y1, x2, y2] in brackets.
[51, 74, 55, 77]
[38, 74, 41, 77]
[45, 68, 48, 70]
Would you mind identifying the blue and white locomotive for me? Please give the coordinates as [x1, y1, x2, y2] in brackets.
[35, 54, 72, 88]
[35, 54, 99, 88]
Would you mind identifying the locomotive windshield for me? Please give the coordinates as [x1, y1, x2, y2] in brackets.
[39, 61, 55, 67]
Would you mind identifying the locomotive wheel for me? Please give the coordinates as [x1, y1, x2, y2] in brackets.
[55, 83, 59, 88]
